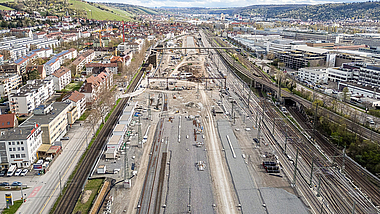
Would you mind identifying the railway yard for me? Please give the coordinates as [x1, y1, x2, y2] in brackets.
[47, 29, 380, 214]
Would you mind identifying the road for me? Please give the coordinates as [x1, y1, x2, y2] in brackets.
[2, 120, 100, 214]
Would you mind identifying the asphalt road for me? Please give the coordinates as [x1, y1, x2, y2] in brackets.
[4, 120, 100, 214]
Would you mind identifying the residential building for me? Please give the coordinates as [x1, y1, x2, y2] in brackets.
[9, 79, 54, 115]
[21, 102, 75, 145]
[63, 91, 86, 119]
[298, 67, 328, 84]
[0, 113, 18, 129]
[0, 64, 20, 76]
[26, 65, 46, 79]
[60, 33, 78, 43]
[46, 67, 71, 91]
[0, 73, 22, 97]
[71, 49, 95, 75]
[85, 62, 118, 75]
[46, 16, 59, 22]
[80, 69, 113, 104]
[0, 124, 42, 168]
[44, 56, 61, 75]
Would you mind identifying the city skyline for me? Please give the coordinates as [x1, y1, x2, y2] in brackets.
[88, 0, 368, 9]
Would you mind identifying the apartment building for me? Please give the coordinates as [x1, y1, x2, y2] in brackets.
[0, 73, 22, 97]
[81, 69, 113, 104]
[44, 48, 77, 75]
[21, 102, 75, 145]
[298, 67, 328, 84]
[0, 113, 18, 129]
[85, 62, 118, 75]
[0, 124, 42, 168]
[63, 91, 86, 119]
[46, 67, 71, 91]
[9, 79, 54, 115]
[71, 49, 95, 75]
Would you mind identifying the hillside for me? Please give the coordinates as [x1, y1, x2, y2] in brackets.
[68, 0, 133, 21]
[238, 2, 380, 21]
[0, 0, 136, 21]
[101, 3, 160, 15]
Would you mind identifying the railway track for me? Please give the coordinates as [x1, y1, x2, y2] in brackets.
[137, 119, 164, 214]
[289, 106, 380, 208]
[53, 66, 145, 214]
[204, 30, 380, 208]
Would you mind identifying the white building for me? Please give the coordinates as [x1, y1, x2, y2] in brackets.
[0, 124, 42, 168]
[64, 91, 86, 119]
[0, 73, 22, 97]
[46, 67, 71, 91]
[44, 57, 61, 75]
[327, 67, 356, 82]
[9, 79, 54, 115]
[298, 67, 328, 84]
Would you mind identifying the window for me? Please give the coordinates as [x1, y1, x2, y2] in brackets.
[17, 142, 19, 145]
[21, 147, 24, 151]
[7, 122, 10, 125]
[16, 154, 20, 158]
[21, 154, 25, 158]
[8, 142, 11, 145]
[21, 142, 23, 145]
[12, 142, 15, 145]
[9, 148, 11, 151]
[12, 148, 15, 151]
[17, 147, 20, 151]
[10, 154, 14, 158]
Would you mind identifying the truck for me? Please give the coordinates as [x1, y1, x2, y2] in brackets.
[7, 165, 16, 177]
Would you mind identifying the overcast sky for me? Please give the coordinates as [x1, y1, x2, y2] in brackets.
[90, 0, 364, 8]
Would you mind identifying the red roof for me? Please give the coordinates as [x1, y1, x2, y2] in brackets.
[0, 114, 17, 129]
[67, 91, 85, 102]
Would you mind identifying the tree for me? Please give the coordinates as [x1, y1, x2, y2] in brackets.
[28, 69, 41, 80]
[342, 87, 349, 103]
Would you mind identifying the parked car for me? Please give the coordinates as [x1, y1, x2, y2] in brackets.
[21, 169, 28, 176]
[253, 138, 259, 144]
[0, 169, 7, 177]
[61, 137, 69, 140]
[14, 169, 22, 176]
[0, 182, 9, 186]
[11, 181, 22, 186]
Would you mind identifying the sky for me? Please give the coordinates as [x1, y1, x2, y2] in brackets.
[90, 0, 365, 8]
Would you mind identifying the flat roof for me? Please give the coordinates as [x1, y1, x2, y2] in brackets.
[124, 101, 137, 113]
[114, 124, 126, 132]
[108, 135, 122, 144]
[22, 102, 71, 126]
[120, 114, 131, 121]
[37, 144, 51, 152]
[294, 45, 329, 54]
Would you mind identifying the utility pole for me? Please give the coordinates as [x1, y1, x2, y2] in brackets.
[352, 201, 356, 214]
[292, 148, 299, 186]
[316, 175, 322, 197]
[138, 116, 142, 148]
[231, 101, 234, 119]
[341, 146, 346, 174]
[313, 103, 318, 143]
[59, 171, 62, 196]
[148, 94, 151, 120]
[247, 79, 252, 110]
[309, 159, 314, 186]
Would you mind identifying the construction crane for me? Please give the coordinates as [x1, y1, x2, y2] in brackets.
[94, 27, 117, 47]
